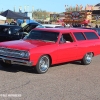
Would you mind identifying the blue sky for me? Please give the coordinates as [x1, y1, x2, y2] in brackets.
[0, 0, 100, 13]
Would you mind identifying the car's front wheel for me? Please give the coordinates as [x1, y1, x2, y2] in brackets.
[35, 55, 50, 74]
[81, 52, 93, 65]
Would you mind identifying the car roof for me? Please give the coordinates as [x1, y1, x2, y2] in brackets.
[33, 28, 97, 33]
[42, 24, 63, 27]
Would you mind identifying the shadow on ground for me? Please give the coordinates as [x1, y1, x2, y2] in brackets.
[0, 64, 37, 74]
[0, 61, 82, 74]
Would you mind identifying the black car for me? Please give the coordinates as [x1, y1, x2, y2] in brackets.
[0, 22, 43, 42]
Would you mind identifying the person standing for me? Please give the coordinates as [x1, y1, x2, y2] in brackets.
[95, 24, 98, 28]
[10, 19, 18, 25]
[4, 20, 9, 25]
[21, 19, 27, 27]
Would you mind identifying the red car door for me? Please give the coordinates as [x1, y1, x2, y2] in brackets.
[56, 33, 78, 63]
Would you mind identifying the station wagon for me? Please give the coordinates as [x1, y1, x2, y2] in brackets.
[0, 28, 100, 74]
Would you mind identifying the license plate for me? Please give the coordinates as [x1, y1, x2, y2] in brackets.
[5, 60, 11, 64]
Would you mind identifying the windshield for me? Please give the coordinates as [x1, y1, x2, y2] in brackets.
[24, 30, 59, 42]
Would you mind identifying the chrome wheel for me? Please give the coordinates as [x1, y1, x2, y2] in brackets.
[81, 52, 93, 65]
[85, 53, 92, 64]
[36, 55, 50, 74]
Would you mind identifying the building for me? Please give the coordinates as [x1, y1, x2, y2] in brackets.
[63, 5, 92, 25]
[92, 3, 100, 20]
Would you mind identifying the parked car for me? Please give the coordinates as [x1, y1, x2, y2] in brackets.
[0, 28, 100, 74]
[0, 25, 21, 42]
[90, 28, 100, 36]
[0, 22, 43, 42]
[42, 24, 64, 28]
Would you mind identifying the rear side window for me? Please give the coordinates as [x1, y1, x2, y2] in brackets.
[73, 32, 86, 40]
[84, 32, 99, 40]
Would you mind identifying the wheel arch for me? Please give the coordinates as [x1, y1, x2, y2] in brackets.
[44, 54, 52, 65]
[38, 54, 52, 66]
[83, 52, 94, 57]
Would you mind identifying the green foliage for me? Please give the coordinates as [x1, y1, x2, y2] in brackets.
[32, 9, 50, 20]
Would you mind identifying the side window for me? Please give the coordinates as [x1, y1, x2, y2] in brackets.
[84, 32, 99, 40]
[73, 32, 86, 41]
[60, 33, 73, 43]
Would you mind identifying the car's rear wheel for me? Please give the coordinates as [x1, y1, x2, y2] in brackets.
[81, 52, 93, 65]
[35, 55, 50, 74]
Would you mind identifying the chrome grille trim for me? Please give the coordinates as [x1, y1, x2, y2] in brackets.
[0, 47, 29, 59]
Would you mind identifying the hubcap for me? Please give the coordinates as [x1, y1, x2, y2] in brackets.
[86, 53, 92, 63]
[39, 56, 49, 72]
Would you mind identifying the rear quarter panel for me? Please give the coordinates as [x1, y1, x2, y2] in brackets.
[71, 30, 100, 59]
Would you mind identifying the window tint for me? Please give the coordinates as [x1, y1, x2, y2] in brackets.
[25, 30, 59, 42]
[84, 32, 99, 40]
[60, 33, 73, 43]
[73, 32, 86, 40]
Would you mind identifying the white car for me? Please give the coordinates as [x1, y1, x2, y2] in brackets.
[42, 24, 64, 28]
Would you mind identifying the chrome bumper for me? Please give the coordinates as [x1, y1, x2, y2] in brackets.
[0, 56, 33, 66]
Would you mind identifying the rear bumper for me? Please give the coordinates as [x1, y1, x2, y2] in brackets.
[0, 56, 33, 66]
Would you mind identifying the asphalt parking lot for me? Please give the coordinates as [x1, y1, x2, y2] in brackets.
[0, 55, 100, 100]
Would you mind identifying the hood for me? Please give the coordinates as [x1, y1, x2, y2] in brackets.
[0, 40, 54, 51]
[18, 22, 40, 33]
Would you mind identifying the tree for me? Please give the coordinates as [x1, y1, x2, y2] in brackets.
[32, 9, 50, 20]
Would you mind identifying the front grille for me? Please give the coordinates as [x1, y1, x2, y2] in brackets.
[0, 47, 26, 59]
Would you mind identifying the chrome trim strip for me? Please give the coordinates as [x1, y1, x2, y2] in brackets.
[0, 56, 33, 66]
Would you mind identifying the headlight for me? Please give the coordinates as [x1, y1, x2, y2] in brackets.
[20, 52, 25, 57]
[20, 51, 29, 59]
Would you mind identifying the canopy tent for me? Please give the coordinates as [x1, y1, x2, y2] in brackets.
[0, 15, 6, 20]
[0, 10, 30, 19]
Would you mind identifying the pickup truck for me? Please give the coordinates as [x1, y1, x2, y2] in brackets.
[0, 28, 100, 74]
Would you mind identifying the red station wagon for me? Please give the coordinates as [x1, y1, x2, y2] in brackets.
[0, 28, 100, 74]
